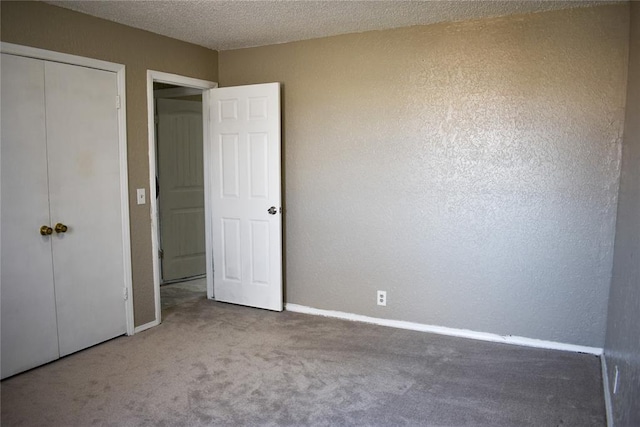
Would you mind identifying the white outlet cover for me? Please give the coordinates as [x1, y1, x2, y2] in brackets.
[377, 291, 387, 306]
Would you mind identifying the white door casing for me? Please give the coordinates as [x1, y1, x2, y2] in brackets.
[145, 71, 216, 330]
[209, 83, 283, 311]
[44, 61, 128, 357]
[0, 54, 60, 379]
[156, 98, 206, 282]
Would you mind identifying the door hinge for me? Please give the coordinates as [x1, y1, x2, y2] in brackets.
[116, 95, 122, 110]
[159, 249, 164, 259]
[123, 287, 129, 301]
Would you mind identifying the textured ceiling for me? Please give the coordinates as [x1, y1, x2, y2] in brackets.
[47, 1, 619, 51]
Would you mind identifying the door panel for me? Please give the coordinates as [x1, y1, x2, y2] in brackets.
[209, 83, 282, 311]
[0, 54, 60, 379]
[44, 61, 126, 357]
[156, 98, 206, 282]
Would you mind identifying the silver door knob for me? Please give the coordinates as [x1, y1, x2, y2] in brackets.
[268, 206, 277, 215]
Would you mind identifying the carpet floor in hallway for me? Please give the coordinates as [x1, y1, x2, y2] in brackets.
[160, 277, 207, 310]
[0, 298, 605, 426]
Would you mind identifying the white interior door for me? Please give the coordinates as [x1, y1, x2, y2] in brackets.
[209, 83, 282, 311]
[44, 61, 127, 357]
[156, 98, 206, 282]
[1, 54, 60, 379]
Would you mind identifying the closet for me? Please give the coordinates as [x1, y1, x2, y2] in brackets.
[1, 52, 129, 379]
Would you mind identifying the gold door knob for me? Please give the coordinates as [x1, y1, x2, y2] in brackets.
[54, 223, 68, 233]
[40, 225, 53, 236]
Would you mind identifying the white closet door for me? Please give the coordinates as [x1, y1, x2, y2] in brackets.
[209, 83, 283, 311]
[157, 98, 206, 282]
[0, 54, 60, 379]
[44, 61, 127, 356]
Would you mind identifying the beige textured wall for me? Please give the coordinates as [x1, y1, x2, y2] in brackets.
[605, 2, 640, 425]
[0, 1, 218, 326]
[220, 5, 629, 346]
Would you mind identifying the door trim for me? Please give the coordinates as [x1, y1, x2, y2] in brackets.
[154, 87, 204, 99]
[0, 42, 135, 336]
[146, 71, 217, 328]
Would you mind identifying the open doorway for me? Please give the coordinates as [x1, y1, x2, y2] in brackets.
[144, 71, 283, 333]
[145, 71, 217, 330]
[154, 83, 206, 310]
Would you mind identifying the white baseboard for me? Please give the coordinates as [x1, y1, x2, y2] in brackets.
[285, 303, 603, 355]
[133, 319, 160, 334]
[601, 355, 614, 427]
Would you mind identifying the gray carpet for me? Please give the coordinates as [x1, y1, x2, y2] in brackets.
[1, 299, 605, 426]
[161, 277, 207, 310]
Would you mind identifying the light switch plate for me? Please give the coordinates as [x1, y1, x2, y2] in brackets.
[137, 188, 146, 205]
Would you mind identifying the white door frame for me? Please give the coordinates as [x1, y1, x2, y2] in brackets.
[145, 70, 217, 332]
[0, 42, 135, 336]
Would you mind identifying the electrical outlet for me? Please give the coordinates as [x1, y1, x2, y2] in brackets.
[377, 290, 387, 306]
[613, 365, 620, 395]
